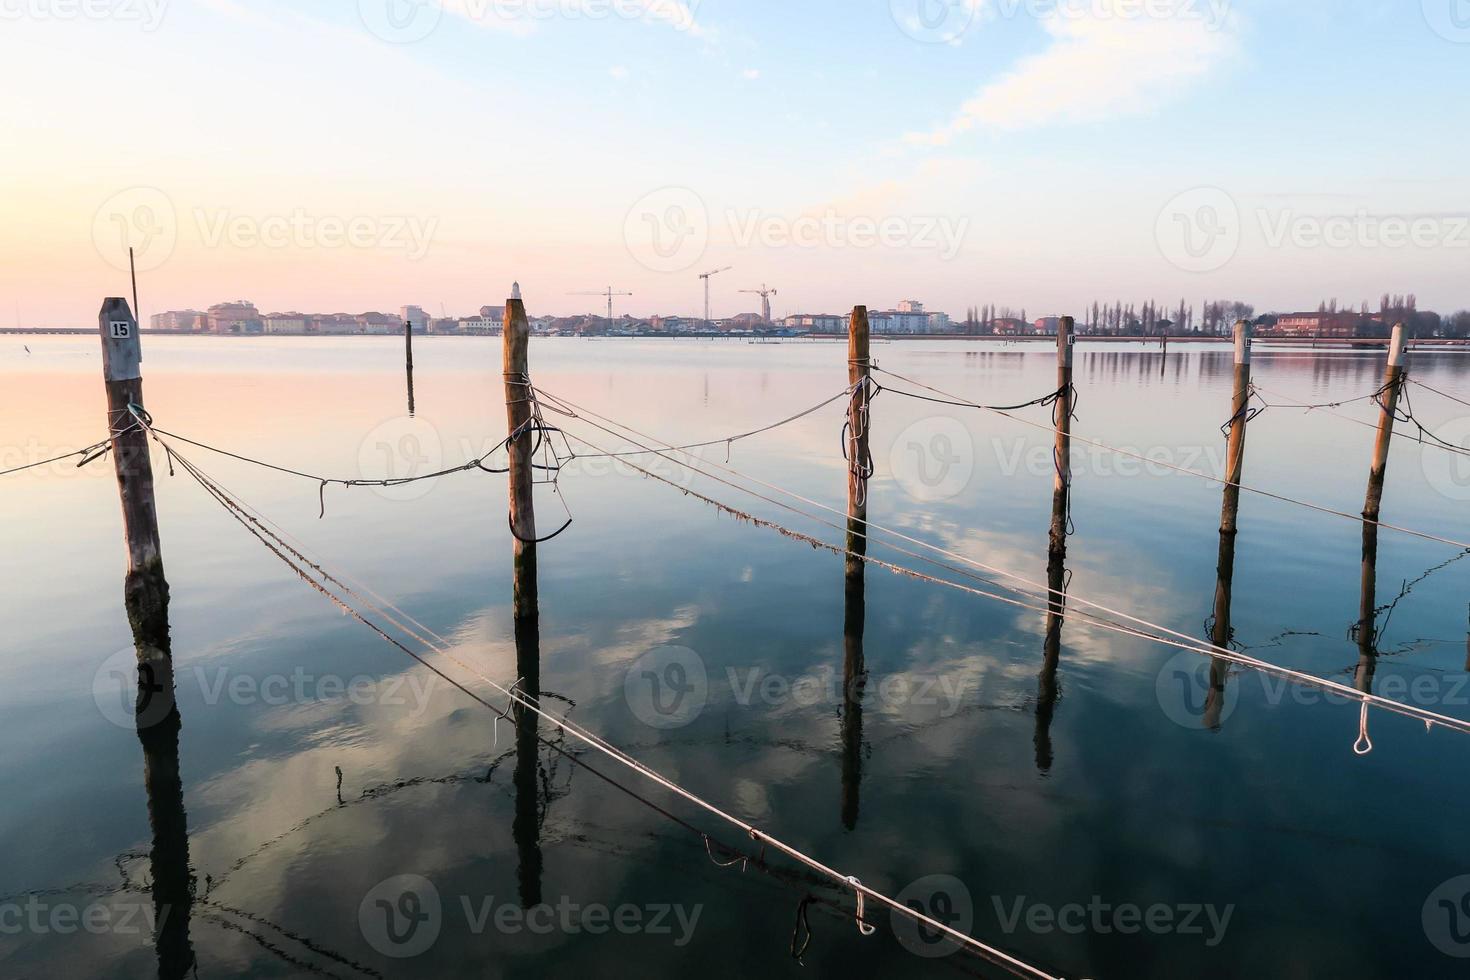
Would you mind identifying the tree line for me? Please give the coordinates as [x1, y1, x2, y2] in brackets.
[958, 294, 1470, 338]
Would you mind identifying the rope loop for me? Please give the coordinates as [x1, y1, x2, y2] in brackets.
[846, 876, 877, 936]
[1354, 700, 1374, 756]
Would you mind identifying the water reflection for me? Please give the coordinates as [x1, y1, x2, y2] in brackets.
[1034, 549, 1066, 773]
[512, 608, 544, 907]
[1354, 523, 1381, 694]
[130, 595, 196, 978]
[1205, 529, 1238, 731]
[840, 513, 866, 831]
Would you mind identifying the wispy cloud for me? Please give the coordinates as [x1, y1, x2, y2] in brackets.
[442, 0, 710, 39]
[907, 0, 1238, 145]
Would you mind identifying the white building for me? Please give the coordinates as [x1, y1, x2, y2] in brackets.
[783, 313, 844, 332]
[400, 305, 430, 331]
[870, 309, 930, 333]
[263, 314, 309, 334]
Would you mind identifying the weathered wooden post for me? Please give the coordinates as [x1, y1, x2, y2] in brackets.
[404, 317, 416, 416]
[503, 283, 538, 620]
[1219, 320, 1253, 536]
[1355, 521, 1380, 694]
[846, 306, 872, 529]
[512, 611, 543, 906]
[1048, 316, 1075, 559]
[840, 548, 865, 830]
[1034, 548, 1065, 772]
[1204, 528, 1238, 729]
[841, 305, 871, 828]
[1363, 323, 1409, 524]
[99, 298, 169, 649]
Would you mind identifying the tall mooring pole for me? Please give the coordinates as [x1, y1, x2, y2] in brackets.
[99, 297, 169, 649]
[503, 284, 538, 620]
[404, 317, 416, 416]
[841, 304, 872, 829]
[846, 306, 872, 528]
[1220, 320, 1253, 536]
[1363, 323, 1409, 525]
[1048, 316, 1075, 560]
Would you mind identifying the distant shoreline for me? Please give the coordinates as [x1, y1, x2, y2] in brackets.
[5, 328, 1467, 348]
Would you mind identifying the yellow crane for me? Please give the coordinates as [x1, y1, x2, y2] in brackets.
[570, 286, 633, 326]
[739, 284, 778, 325]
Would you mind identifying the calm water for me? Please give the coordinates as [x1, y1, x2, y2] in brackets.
[3, 336, 1470, 979]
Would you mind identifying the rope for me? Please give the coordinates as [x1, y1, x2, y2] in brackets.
[870, 366, 1470, 552]
[128, 410, 1060, 980]
[1411, 379, 1470, 410]
[0, 436, 116, 477]
[571, 384, 859, 460]
[529, 389, 1470, 744]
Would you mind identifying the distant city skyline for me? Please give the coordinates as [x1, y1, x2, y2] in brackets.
[5, 1, 1469, 326]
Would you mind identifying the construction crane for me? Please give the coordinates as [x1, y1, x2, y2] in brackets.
[739, 284, 779, 325]
[698, 266, 733, 330]
[570, 286, 633, 326]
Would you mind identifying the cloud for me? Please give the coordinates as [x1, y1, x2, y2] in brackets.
[442, 0, 709, 39]
[742, 67, 761, 80]
[609, 64, 630, 80]
[907, 0, 1238, 145]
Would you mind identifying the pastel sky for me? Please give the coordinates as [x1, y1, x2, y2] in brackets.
[3, 0, 1468, 325]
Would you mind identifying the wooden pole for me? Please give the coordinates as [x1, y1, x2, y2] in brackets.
[511, 610, 543, 906]
[846, 306, 871, 525]
[404, 317, 416, 416]
[100, 298, 169, 649]
[1203, 528, 1238, 729]
[1034, 548, 1065, 772]
[1355, 521, 1380, 693]
[1047, 316, 1075, 559]
[1219, 320, 1252, 536]
[1363, 323, 1409, 524]
[503, 284, 538, 620]
[841, 305, 871, 827]
[840, 542, 865, 831]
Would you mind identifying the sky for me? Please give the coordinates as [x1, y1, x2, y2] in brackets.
[2, 0, 1468, 325]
